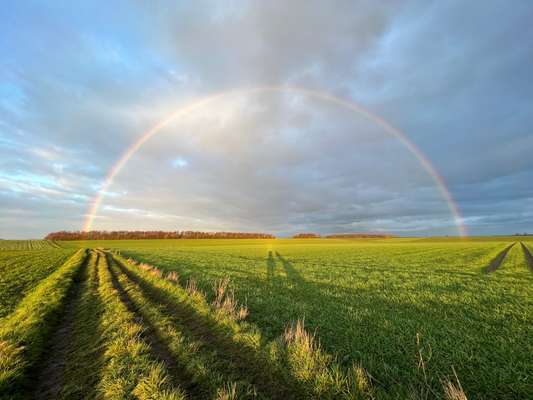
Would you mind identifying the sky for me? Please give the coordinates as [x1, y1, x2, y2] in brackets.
[1, 1, 532, 238]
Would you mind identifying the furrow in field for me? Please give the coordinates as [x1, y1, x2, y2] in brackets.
[484, 242, 516, 273]
[47, 240, 62, 248]
[110, 253, 325, 400]
[520, 242, 533, 272]
[95, 251, 186, 399]
[55, 251, 106, 399]
[32, 251, 93, 399]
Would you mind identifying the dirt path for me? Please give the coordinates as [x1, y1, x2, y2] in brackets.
[32, 250, 91, 399]
[520, 242, 533, 272]
[484, 243, 515, 273]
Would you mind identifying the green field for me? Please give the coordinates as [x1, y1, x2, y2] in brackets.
[0, 248, 77, 318]
[0, 240, 61, 250]
[1, 238, 531, 399]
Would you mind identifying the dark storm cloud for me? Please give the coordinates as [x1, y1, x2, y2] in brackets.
[1, 0, 532, 238]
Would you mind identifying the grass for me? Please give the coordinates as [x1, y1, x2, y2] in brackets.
[94, 237, 531, 399]
[0, 248, 77, 318]
[112, 253, 371, 399]
[1, 237, 531, 399]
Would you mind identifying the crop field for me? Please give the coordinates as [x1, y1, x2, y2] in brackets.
[0, 247, 77, 318]
[0, 240, 61, 250]
[0, 238, 531, 399]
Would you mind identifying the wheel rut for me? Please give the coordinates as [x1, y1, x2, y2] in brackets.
[520, 242, 533, 272]
[484, 243, 515, 273]
[32, 249, 91, 400]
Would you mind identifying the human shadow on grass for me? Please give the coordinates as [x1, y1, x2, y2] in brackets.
[266, 251, 276, 284]
[275, 252, 306, 287]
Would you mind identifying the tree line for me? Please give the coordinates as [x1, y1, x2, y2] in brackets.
[325, 233, 393, 238]
[293, 233, 321, 238]
[45, 231, 275, 241]
[292, 233, 392, 239]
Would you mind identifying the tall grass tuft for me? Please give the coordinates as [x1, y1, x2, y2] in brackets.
[132, 365, 184, 400]
[442, 368, 467, 400]
[216, 382, 238, 400]
[165, 271, 180, 283]
[281, 318, 374, 399]
[283, 318, 316, 354]
[185, 278, 200, 296]
[212, 278, 249, 321]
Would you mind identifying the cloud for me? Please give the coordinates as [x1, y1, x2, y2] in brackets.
[1, 1, 532, 237]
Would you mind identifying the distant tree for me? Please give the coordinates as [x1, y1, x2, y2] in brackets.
[325, 233, 393, 239]
[293, 233, 321, 238]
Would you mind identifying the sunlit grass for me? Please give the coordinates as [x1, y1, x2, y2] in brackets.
[0, 248, 76, 318]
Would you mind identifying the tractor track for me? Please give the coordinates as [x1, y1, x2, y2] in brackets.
[520, 242, 533, 272]
[484, 243, 515, 273]
[32, 249, 91, 400]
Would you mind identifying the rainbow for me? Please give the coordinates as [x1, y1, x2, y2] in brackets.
[83, 86, 467, 237]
